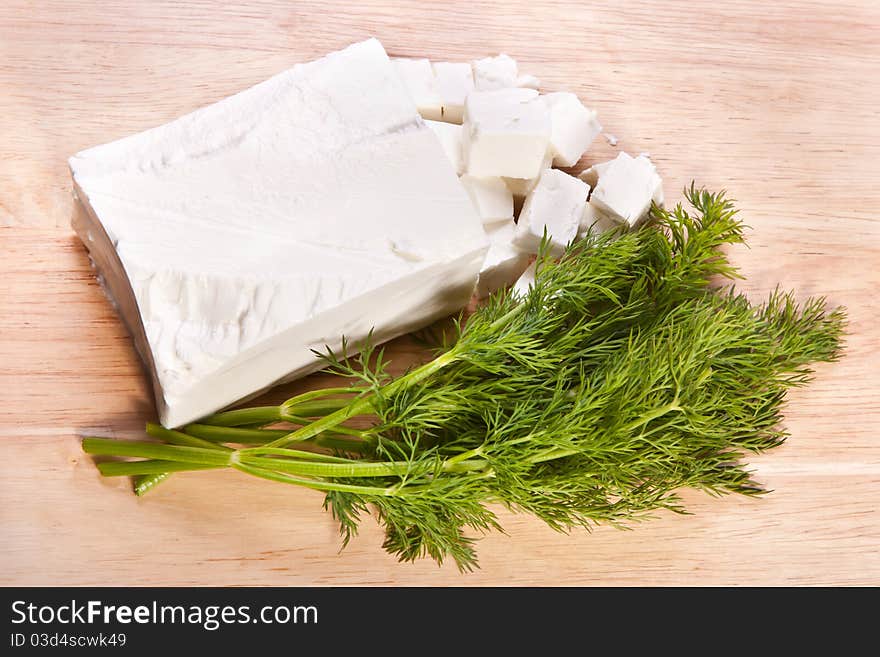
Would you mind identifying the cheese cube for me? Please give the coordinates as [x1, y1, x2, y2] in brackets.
[425, 120, 464, 175]
[578, 202, 619, 239]
[476, 221, 531, 298]
[391, 57, 443, 120]
[511, 261, 536, 298]
[460, 175, 514, 225]
[503, 152, 553, 199]
[544, 92, 602, 167]
[69, 38, 488, 428]
[432, 61, 474, 123]
[472, 54, 519, 90]
[515, 74, 541, 90]
[589, 152, 663, 226]
[463, 88, 551, 179]
[472, 54, 540, 91]
[650, 166, 665, 206]
[513, 170, 588, 255]
[578, 159, 613, 188]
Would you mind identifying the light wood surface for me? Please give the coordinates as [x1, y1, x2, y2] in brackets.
[2, 0, 878, 586]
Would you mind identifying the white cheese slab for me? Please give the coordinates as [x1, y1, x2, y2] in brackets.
[476, 221, 531, 298]
[513, 169, 588, 255]
[70, 38, 488, 428]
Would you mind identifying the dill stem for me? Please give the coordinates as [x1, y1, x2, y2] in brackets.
[85, 436, 488, 479]
[135, 395, 360, 493]
[199, 406, 284, 426]
[100, 461, 223, 476]
[279, 387, 361, 419]
[618, 401, 683, 434]
[527, 447, 579, 464]
[183, 423, 369, 452]
[199, 398, 349, 428]
[445, 445, 485, 465]
[145, 422, 232, 451]
[238, 454, 488, 478]
[83, 439, 232, 466]
[183, 424, 292, 444]
[231, 458, 490, 496]
[266, 347, 462, 448]
[230, 461, 402, 496]
[133, 422, 231, 495]
[133, 472, 170, 496]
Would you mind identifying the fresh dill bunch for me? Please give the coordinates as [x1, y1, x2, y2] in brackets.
[83, 186, 846, 571]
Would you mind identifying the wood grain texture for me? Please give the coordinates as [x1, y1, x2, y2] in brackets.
[1, 0, 878, 586]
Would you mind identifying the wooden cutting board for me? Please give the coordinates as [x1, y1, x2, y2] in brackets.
[2, 0, 878, 586]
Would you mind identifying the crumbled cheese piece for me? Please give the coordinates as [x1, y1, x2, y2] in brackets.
[578, 202, 619, 239]
[425, 120, 464, 175]
[578, 160, 613, 188]
[650, 168, 665, 206]
[589, 152, 663, 226]
[511, 261, 536, 298]
[604, 133, 618, 146]
[515, 74, 541, 90]
[472, 54, 519, 90]
[476, 220, 531, 298]
[513, 169, 588, 255]
[463, 88, 551, 179]
[471, 54, 540, 91]
[432, 61, 474, 123]
[503, 151, 553, 199]
[543, 92, 602, 167]
[69, 38, 488, 428]
[460, 175, 514, 225]
[391, 57, 443, 121]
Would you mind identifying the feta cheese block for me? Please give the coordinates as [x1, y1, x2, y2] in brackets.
[515, 74, 541, 90]
[472, 55, 540, 91]
[391, 57, 443, 120]
[476, 221, 531, 298]
[511, 261, 537, 298]
[578, 159, 614, 188]
[543, 92, 602, 167]
[578, 202, 619, 239]
[649, 162, 665, 206]
[432, 61, 474, 123]
[462, 88, 551, 179]
[503, 152, 553, 199]
[425, 120, 464, 174]
[589, 152, 663, 226]
[69, 38, 489, 428]
[583, 154, 664, 206]
[460, 175, 514, 225]
[472, 54, 519, 90]
[513, 170, 589, 255]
